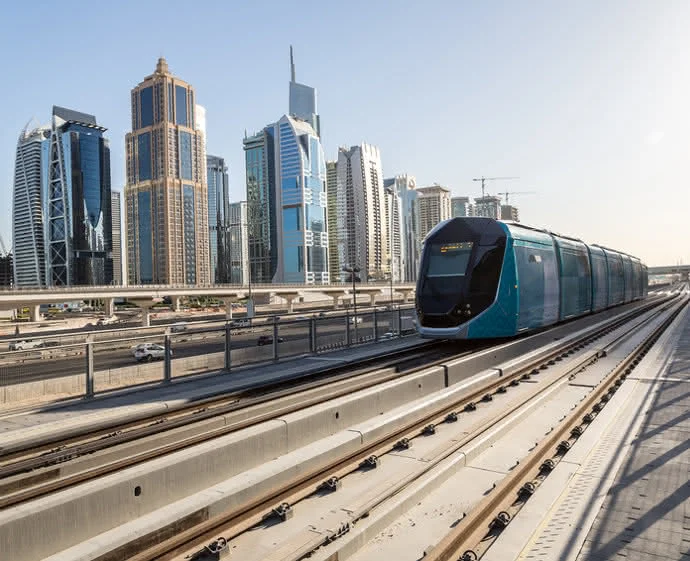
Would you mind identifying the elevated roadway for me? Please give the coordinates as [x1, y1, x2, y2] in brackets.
[0, 282, 417, 324]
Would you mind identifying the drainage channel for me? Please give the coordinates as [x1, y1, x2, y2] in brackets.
[109, 298, 679, 561]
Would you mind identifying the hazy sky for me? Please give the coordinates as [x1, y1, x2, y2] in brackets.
[0, 0, 688, 266]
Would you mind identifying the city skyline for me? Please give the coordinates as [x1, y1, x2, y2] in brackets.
[1, 1, 689, 267]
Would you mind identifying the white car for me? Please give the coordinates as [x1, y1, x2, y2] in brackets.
[348, 316, 363, 324]
[169, 322, 188, 333]
[97, 315, 118, 326]
[9, 340, 45, 351]
[133, 343, 171, 362]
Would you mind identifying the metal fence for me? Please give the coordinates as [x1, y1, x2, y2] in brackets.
[0, 305, 416, 405]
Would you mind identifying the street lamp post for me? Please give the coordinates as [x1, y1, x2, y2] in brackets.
[342, 265, 360, 341]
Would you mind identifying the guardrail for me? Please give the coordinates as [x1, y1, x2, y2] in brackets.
[0, 306, 418, 406]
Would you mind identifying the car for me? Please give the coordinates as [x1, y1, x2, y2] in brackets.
[257, 335, 284, 346]
[348, 316, 363, 324]
[380, 331, 398, 340]
[169, 322, 188, 333]
[133, 343, 171, 362]
[9, 340, 45, 351]
[230, 319, 251, 328]
[97, 315, 119, 326]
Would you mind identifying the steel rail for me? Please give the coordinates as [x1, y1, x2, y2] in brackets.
[0, 342, 475, 510]
[423, 297, 688, 561]
[121, 298, 675, 561]
[0, 339, 441, 470]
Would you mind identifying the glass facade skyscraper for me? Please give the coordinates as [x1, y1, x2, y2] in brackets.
[244, 115, 329, 284]
[13, 124, 48, 287]
[289, 46, 320, 136]
[43, 106, 113, 286]
[13, 107, 114, 288]
[207, 155, 230, 283]
[125, 58, 209, 285]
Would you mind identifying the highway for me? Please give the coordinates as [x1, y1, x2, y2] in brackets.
[0, 315, 403, 387]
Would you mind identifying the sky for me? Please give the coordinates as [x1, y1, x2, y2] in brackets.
[0, 0, 688, 267]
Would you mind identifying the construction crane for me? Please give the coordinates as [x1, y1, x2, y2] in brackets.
[472, 176, 519, 199]
[497, 191, 536, 205]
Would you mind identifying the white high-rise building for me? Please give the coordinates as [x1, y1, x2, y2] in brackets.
[326, 161, 339, 281]
[383, 178, 404, 282]
[336, 143, 389, 282]
[228, 201, 249, 285]
[12, 124, 48, 287]
[111, 191, 123, 285]
[389, 175, 420, 282]
[416, 184, 452, 241]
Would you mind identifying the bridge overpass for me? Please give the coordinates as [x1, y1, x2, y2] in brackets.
[0, 283, 417, 325]
[648, 265, 690, 276]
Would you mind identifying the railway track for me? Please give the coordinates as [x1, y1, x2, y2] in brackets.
[0, 339, 467, 505]
[103, 295, 682, 561]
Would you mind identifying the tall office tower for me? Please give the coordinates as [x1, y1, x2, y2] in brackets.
[326, 160, 339, 281]
[474, 195, 502, 219]
[336, 143, 389, 282]
[243, 130, 273, 284]
[451, 196, 475, 218]
[195, 105, 207, 187]
[207, 155, 230, 283]
[13, 123, 48, 287]
[385, 174, 419, 282]
[501, 204, 519, 221]
[289, 46, 320, 136]
[383, 180, 403, 282]
[124, 58, 209, 285]
[416, 184, 451, 240]
[228, 201, 249, 284]
[243, 115, 329, 284]
[111, 191, 122, 284]
[43, 106, 113, 286]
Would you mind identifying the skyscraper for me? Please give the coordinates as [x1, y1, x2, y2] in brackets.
[244, 130, 274, 284]
[244, 50, 329, 285]
[207, 155, 230, 283]
[383, 180, 403, 282]
[124, 58, 209, 285]
[244, 116, 329, 284]
[289, 46, 320, 136]
[228, 201, 249, 285]
[385, 174, 419, 282]
[111, 191, 122, 285]
[451, 196, 474, 218]
[13, 123, 48, 287]
[474, 195, 502, 219]
[501, 204, 519, 221]
[336, 143, 389, 282]
[416, 185, 451, 240]
[326, 161, 339, 281]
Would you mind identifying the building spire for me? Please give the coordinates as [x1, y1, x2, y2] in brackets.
[156, 56, 169, 75]
[290, 45, 295, 83]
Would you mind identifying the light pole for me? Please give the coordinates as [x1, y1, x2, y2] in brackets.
[342, 265, 360, 341]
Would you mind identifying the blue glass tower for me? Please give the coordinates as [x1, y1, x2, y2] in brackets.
[289, 46, 320, 137]
[42, 106, 113, 286]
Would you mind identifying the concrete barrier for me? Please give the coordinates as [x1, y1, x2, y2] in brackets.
[0, 366, 447, 560]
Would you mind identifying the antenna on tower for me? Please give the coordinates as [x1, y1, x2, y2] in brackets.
[290, 45, 296, 82]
